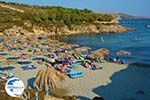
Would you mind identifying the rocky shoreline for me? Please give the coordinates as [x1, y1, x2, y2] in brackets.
[1, 23, 133, 36]
[32, 24, 133, 36]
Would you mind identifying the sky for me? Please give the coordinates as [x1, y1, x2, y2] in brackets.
[1, 0, 150, 17]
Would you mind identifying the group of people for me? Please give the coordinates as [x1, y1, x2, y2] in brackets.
[108, 56, 125, 64]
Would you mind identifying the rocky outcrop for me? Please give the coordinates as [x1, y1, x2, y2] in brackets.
[2, 23, 133, 36]
[2, 26, 32, 36]
[32, 24, 133, 36]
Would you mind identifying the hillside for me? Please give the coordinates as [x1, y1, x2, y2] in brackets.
[0, 1, 131, 35]
[117, 13, 150, 19]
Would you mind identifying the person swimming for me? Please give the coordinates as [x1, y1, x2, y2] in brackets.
[132, 36, 139, 42]
[100, 36, 104, 42]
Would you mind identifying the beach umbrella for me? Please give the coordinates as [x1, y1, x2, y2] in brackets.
[33, 66, 65, 94]
[0, 66, 15, 71]
[116, 50, 131, 56]
[75, 46, 91, 51]
[70, 46, 91, 55]
[59, 44, 73, 50]
[57, 52, 72, 59]
[92, 48, 109, 55]
[0, 55, 4, 60]
[97, 48, 109, 54]
[1, 60, 10, 67]
[88, 52, 104, 59]
[8, 51, 20, 56]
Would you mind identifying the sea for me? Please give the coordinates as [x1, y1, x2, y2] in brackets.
[60, 19, 150, 100]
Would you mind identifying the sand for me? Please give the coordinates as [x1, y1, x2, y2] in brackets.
[12, 61, 44, 86]
[59, 62, 128, 99]
[12, 61, 128, 99]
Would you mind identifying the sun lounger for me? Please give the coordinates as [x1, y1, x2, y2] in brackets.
[0, 65, 15, 71]
[7, 56, 19, 60]
[0, 52, 7, 56]
[18, 60, 32, 65]
[80, 54, 87, 58]
[0, 71, 14, 80]
[8, 72, 14, 78]
[69, 61, 84, 68]
[67, 71, 84, 78]
[21, 65, 36, 70]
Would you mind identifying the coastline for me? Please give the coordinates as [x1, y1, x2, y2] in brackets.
[28, 23, 133, 36]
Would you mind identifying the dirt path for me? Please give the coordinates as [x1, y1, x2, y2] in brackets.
[0, 4, 24, 13]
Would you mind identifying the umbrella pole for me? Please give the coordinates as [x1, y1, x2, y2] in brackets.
[35, 91, 38, 100]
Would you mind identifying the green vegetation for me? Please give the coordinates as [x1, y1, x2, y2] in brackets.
[0, 1, 114, 31]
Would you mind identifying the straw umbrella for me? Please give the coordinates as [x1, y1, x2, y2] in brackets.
[1, 60, 10, 67]
[95, 48, 109, 55]
[0, 55, 4, 60]
[70, 46, 91, 55]
[88, 52, 104, 59]
[59, 45, 72, 50]
[116, 50, 131, 56]
[75, 46, 91, 51]
[57, 52, 73, 59]
[33, 66, 65, 94]
[89, 48, 109, 60]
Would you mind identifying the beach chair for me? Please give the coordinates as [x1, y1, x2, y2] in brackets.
[8, 72, 14, 78]
[69, 61, 83, 68]
[67, 71, 84, 78]
[21, 65, 36, 70]
[18, 60, 32, 65]
[0, 71, 14, 79]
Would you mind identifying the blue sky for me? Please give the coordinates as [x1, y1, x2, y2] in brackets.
[1, 0, 150, 17]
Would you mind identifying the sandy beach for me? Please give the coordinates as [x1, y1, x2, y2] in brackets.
[12, 61, 128, 99]
[61, 62, 128, 99]
[0, 28, 129, 100]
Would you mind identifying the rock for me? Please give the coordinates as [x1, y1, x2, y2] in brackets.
[93, 96, 104, 100]
[3, 23, 133, 36]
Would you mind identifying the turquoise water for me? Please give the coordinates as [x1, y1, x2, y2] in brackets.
[61, 19, 150, 66]
[61, 19, 150, 100]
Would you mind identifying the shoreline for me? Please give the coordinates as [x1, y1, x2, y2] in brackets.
[12, 61, 128, 99]
[47, 62, 128, 99]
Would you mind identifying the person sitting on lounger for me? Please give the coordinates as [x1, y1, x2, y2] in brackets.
[84, 61, 91, 68]
[60, 64, 68, 73]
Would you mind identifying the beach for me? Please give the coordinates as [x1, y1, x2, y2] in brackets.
[0, 18, 150, 100]
[11, 60, 128, 99]
[0, 27, 129, 100]
[60, 62, 128, 99]
[0, 1, 150, 100]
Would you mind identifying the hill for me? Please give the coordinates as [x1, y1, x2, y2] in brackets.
[0, 1, 131, 35]
[117, 13, 150, 19]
